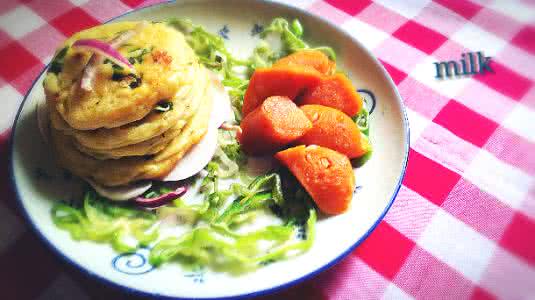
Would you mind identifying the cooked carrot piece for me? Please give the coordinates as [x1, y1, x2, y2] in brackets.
[242, 65, 322, 116]
[297, 105, 370, 159]
[273, 50, 336, 75]
[299, 73, 363, 117]
[238, 96, 312, 155]
[276, 145, 355, 215]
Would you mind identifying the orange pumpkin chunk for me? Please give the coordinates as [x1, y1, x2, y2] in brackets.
[242, 65, 322, 116]
[276, 145, 355, 214]
[273, 50, 336, 75]
[297, 105, 369, 159]
[299, 73, 363, 117]
[238, 96, 312, 155]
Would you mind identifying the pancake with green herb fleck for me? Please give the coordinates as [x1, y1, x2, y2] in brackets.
[73, 119, 187, 159]
[49, 64, 208, 150]
[43, 21, 198, 130]
[50, 88, 214, 186]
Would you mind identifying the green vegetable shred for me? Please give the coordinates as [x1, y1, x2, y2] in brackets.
[52, 190, 159, 252]
[154, 100, 173, 112]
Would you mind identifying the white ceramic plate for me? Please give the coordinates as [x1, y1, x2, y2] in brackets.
[10, 0, 409, 298]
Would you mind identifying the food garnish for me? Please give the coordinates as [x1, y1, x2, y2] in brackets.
[52, 190, 160, 252]
[48, 46, 69, 75]
[73, 39, 135, 72]
[154, 100, 173, 112]
[151, 49, 173, 65]
[134, 186, 187, 208]
[80, 22, 146, 91]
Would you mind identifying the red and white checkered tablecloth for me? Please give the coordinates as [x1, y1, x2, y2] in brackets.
[1, 0, 534, 299]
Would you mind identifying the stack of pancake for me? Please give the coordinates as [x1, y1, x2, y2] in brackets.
[43, 22, 214, 187]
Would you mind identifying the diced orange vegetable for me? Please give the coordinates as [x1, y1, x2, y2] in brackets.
[276, 145, 355, 214]
[272, 50, 336, 75]
[238, 96, 312, 155]
[297, 105, 369, 159]
[242, 65, 322, 116]
[299, 73, 363, 117]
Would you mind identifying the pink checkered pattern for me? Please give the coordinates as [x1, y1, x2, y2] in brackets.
[1, 0, 534, 299]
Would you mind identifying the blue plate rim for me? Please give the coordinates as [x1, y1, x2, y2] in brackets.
[8, 0, 410, 299]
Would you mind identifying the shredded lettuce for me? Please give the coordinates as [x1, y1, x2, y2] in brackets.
[248, 40, 276, 70]
[51, 190, 159, 252]
[167, 18, 250, 121]
[149, 170, 316, 272]
[193, 161, 235, 222]
[218, 131, 247, 167]
[206, 129, 246, 179]
[157, 198, 205, 225]
[352, 107, 373, 167]
[261, 18, 336, 61]
[149, 208, 316, 273]
[354, 108, 370, 136]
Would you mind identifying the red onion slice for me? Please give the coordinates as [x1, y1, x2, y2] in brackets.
[133, 186, 187, 207]
[79, 22, 146, 91]
[80, 55, 100, 91]
[73, 39, 135, 72]
[219, 122, 242, 135]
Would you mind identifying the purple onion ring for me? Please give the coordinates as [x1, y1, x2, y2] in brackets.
[133, 186, 187, 208]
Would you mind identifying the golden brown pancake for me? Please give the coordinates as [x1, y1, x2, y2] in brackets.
[43, 21, 198, 130]
[74, 119, 187, 159]
[49, 65, 208, 150]
[50, 90, 213, 186]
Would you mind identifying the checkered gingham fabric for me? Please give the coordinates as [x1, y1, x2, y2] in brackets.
[0, 0, 534, 299]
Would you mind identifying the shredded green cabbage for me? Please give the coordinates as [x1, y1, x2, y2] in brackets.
[354, 108, 370, 136]
[167, 18, 250, 121]
[51, 190, 159, 252]
[158, 198, 205, 225]
[261, 18, 336, 61]
[149, 208, 316, 273]
[208, 129, 246, 179]
[352, 101, 373, 166]
[148, 169, 316, 272]
[214, 173, 284, 226]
